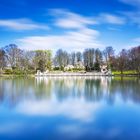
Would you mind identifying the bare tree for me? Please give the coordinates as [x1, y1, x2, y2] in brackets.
[54, 49, 69, 70]
[103, 46, 115, 68]
[94, 49, 103, 71]
[0, 48, 6, 70]
[117, 49, 128, 74]
[83, 49, 95, 71]
[4, 44, 23, 69]
[76, 52, 82, 62]
[129, 46, 140, 74]
[70, 52, 76, 66]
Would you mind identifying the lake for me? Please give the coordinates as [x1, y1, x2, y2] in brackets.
[0, 77, 140, 140]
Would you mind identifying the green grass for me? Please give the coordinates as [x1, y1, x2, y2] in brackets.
[112, 70, 139, 75]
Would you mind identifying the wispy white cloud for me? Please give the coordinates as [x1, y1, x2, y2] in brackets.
[118, 0, 140, 26]
[50, 9, 97, 29]
[17, 28, 102, 52]
[133, 37, 140, 43]
[17, 9, 104, 52]
[0, 18, 49, 31]
[16, 9, 126, 51]
[119, 0, 140, 7]
[96, 13, 126, 25]
[51, 9, 125, 27]
[107, 27, 121, 31]
[121, 11, 140, 26]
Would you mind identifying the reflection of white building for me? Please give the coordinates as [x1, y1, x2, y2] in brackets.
[100, 77, 113, 95]
[35, 77, 49, 85]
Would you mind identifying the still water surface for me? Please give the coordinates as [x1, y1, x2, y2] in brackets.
[0, 77, 140, 140]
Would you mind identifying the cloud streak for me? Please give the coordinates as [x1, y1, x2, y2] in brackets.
[15, 9, 128, 51]
[50, 9, 97, 29]
[18, 28, 102, 52]
[0, 18, 49, 31]
[133, 37, 140, 43]
[17, 9, 104, 52]
[119, 0, 140, 7]
[121, 11, 140, 26]
[96, 13, 126, 25]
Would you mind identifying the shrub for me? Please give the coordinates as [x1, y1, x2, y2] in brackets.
[53, 67, 60, 71]
[4, 69, 13, 75]
[12, 69, 24, 75]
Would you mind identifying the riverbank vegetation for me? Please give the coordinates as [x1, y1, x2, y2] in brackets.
[0, 44, 140, 76]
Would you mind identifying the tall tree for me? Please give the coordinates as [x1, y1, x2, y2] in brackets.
[38, 59, 46, 72]
[103, 46, 115, 68]
[118, 49, 128, 74]
[83, 49, 94, 71]
[94, 49, 103, 71]
[0, 48, 6, 70]
[71, 52, 76, 66]
[76, 52, 82, 62]
[4, 44, 23, 69]
[54, 49, 69, 70]
[20, 51, 35, 71]
[129, 46, 140, 74]
[33, 50, 52, 71]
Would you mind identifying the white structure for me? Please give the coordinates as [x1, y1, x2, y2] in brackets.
[100, 65, 108, 74]
[64, 65, 75, 71]
[35, 70, 49, 76]
[64, 62, 85, 71]
[44, 70, 49, 74]
[75, 61, 85, 69]
[100, 65, 112, 75]
[35, 70, 43, 76]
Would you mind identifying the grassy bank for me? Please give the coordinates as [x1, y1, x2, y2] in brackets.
[0, 74, 35, 78]
[112, 71, 140, 76]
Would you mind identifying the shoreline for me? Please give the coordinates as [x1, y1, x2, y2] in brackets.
[0, 73, 140, 78]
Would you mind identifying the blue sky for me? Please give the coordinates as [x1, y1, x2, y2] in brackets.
[0, 0, 140, 53]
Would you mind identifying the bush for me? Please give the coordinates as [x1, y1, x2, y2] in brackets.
[4, 69, 35, 75]
[12, 69, 24, 75]
[53, 67, 60, 71]
[4, 69, 13, 75]
[72, 68, 85, 71]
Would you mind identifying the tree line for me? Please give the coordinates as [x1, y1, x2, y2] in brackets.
[0, 44, 140, 74]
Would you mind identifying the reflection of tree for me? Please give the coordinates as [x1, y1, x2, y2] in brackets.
[0, 78, 5, 102]
[35, 77, 52, 99]
[110, 77, 140, 103]
[52, 78, 85, 101]
[0, 77, 140, 108]
[3, 78, 38, 107]
[84, 79, 100, 101]
[0, 77, 52, 107]
[54, 79, 68, 101]
[35, 77, 140, 104]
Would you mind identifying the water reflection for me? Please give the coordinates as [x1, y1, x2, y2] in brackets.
[0, 77, 140, 140]
[0, 77, 140, 105]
